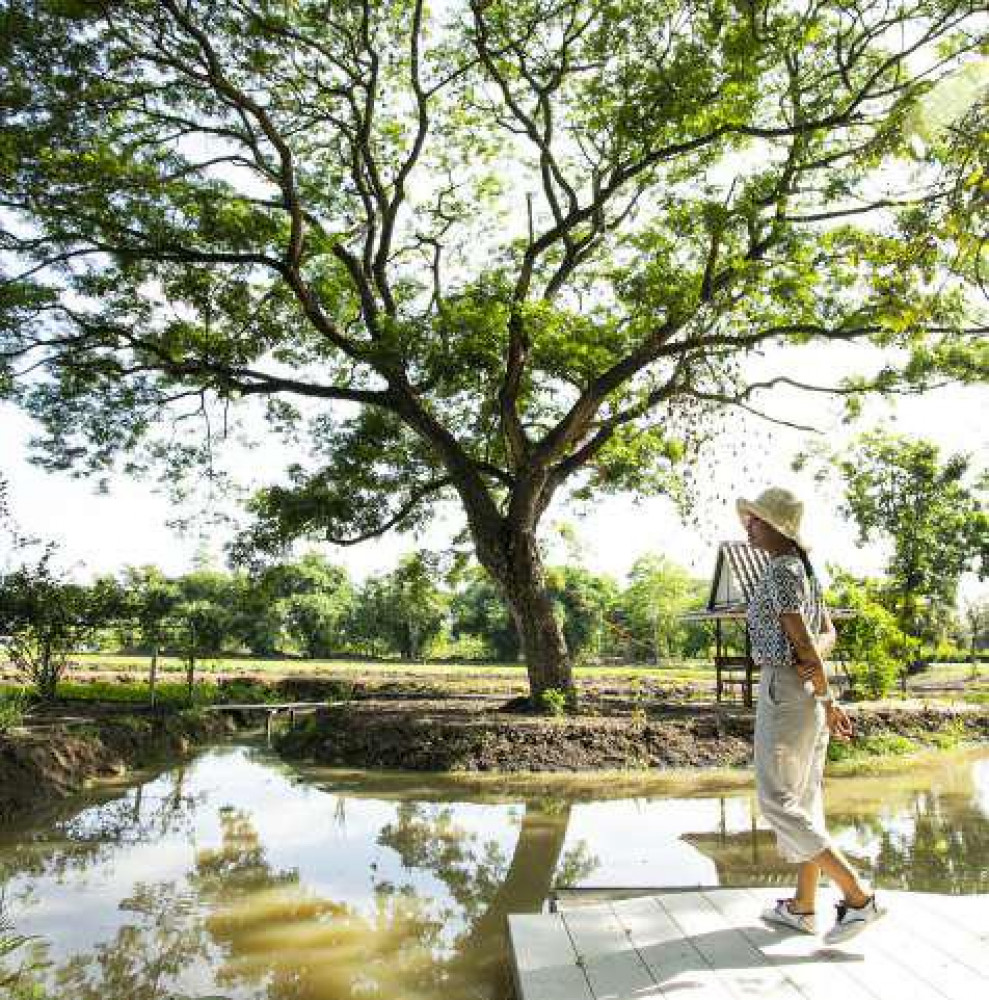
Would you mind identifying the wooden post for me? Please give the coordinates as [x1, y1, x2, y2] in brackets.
[715, 618, 723, 703]
[186, 623, 196, 704]
[652, 604, 660, 667]
[149, 641, 159, 710]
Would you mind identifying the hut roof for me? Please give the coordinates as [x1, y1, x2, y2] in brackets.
[682, 541, 855, 621]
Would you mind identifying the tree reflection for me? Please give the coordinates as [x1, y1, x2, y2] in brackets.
[680, 765, 989, 894]
[0, 766, 198, 892]
[376, 796, 597, 997]
[51, 879, 208, 1000]
[828, 787, 989, 893]
[191, 805, 448, 1000]
[187, 794, 594, 1000]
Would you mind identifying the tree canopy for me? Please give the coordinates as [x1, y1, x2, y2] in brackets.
[2, 0, 987, 696]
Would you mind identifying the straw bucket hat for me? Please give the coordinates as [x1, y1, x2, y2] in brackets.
[736, 486, 810, 550]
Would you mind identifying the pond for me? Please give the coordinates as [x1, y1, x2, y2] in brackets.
[1, 743, 987, 1000]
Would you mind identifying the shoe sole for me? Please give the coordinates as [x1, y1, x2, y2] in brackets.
[824, 909, 887, 945]
[761, 912, 816, 935]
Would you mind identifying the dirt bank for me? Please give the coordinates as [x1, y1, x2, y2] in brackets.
[277, 699, 989, 772]
[0, 708, 241, 822]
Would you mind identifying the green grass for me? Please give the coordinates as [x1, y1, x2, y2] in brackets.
[0, 654, 714, 697]
[0, 677, 283, 708]
[21, 652, 711, 679]
[827, 732, 918, 764]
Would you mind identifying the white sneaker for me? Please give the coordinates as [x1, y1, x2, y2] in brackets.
[823, 895, 886, 945]
[761, 898, 817, 935]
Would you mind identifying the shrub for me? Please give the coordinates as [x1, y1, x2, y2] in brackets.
[0, 691, 28, 735]
[539, 687, 569, 717]
[829, 576, 919, 699]
[827, 732, 917, 763]
[845, 655, 901, 702]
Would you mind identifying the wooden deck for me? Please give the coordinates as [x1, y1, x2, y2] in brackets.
[508, 886, 988, 1000]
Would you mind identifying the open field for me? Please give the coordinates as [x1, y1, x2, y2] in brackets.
[2, 653, 987, 706]
[5, 652, 713, 681]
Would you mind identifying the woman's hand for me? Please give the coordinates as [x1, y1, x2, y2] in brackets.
[794, 658, 828, 695]
[825, 701, 854, 740]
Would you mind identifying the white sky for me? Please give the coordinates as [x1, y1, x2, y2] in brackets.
[2, 345, 986, 606]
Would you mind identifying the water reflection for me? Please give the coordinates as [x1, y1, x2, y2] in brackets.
[0, 745, 986, 1000]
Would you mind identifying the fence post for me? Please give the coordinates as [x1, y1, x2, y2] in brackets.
[149, 641, 158, 710]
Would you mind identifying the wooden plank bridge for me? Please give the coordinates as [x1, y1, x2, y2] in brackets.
[201, 700, 342, 740]
[508, 886, 988, 1000]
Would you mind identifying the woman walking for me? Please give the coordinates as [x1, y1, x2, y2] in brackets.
[738, 486, 886, 945]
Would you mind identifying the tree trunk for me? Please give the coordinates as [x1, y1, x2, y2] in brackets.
[39, 635, 56, 701]
[454, 801, 572, 971]
[476, 521, 574, 703]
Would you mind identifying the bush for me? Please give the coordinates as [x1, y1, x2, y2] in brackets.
[844, 655, 901, 701]
[0, 691, 28, 734]
[829, 576, 919, 700]
[539, 687, 569, 717]
[827, 732, 917, 763]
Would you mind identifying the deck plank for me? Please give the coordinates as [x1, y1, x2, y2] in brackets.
[731, 889, 969, 1000]
[507, 913, 594, 1000]
[743, 888, 973, 1000]
[705, 888, 878, 1000]
[657, 890, 809, 999]
[852, 911, 984, 1000]
[880, 890, 989, 963]
[880, 894, 988, 986]
[561, 904, 661, 999]
[610, 895, 736, 1000]
[509, 890, 989, 1000]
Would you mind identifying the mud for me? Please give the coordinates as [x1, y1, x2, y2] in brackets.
[276, 698, 989, 772]
[0, 709, 239, 822]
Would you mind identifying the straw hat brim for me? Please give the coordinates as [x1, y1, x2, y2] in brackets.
[736, 497, 810, 550]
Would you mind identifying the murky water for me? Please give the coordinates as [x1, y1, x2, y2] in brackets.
[1, 744, 987, 999]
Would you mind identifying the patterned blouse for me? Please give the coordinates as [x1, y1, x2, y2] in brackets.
[746, 553, 826, 667]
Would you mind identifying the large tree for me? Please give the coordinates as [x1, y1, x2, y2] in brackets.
[2, 1, 987, 700]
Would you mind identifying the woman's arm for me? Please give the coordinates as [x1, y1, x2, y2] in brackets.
[781, 610, 854, 738]
[781, 611, 829, 694]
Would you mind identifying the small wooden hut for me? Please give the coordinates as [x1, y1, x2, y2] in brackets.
[682, 541, 852, 707]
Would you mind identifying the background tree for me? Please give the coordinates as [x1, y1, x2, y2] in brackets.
[543, 564, 618, 666]
[244, 552, 354, 656]
[383, 551, 450, 660]
[280, 590, 351, 658]
[449, 566, 522, 662]
[816, 431, 989, 652]
[617, 554, 707, 663]
[3, 1, 987, 702]
[961, 596, 989, 675]
[119, 565, 180, 653]
[173, 569, 241, 656]
[0, 478, 120, 700]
